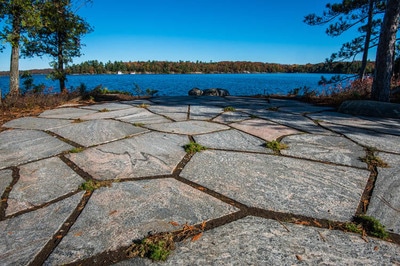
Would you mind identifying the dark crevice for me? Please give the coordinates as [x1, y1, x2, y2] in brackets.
[30, 191, 93, 266]
[0, 167, 19, 221]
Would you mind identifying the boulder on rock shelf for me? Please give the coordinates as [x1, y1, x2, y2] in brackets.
[338, 100, 400, 119]
[203, 88, 230, 96]
[188, 88, 203, 96]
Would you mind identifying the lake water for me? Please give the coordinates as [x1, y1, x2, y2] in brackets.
[0, 73, 345, 96]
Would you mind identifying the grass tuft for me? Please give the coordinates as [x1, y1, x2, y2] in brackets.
[265, 140, 288, 153]
[184, 142, 207, 153]
[69, 147, 84, 153]
[223, 106, 236, 112]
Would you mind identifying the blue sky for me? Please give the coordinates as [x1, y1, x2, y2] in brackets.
[0, 0, 367, 71]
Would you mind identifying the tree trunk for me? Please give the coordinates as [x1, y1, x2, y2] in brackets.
[371, 0, 400, 102]
[359, 0, 375, 80]
[9, 13, 21, 96]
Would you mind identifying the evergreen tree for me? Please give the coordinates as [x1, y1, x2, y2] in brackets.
[22, 0, 92, 92]
[0, 0, 42, 95]
[304, 0, 386, 80]
[371, 0, 400, 102]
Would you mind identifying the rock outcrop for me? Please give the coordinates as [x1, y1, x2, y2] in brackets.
[188, 88, 230, 97]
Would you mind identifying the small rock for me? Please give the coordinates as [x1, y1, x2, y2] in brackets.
[203, 88, 230, 96]
[188, 88, 203, 96]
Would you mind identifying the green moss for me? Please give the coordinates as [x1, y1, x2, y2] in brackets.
[360, 154, 389, 168]
[184, 142, 207, 153]
[79, 180, 101, 191]
[69, 147, 84, 153]
[344, 222, 363, 234]
[223, 106, 236, 112]
[126, 233, 175, 261]
[354, 215, 389, 239]
[266, 140, 288, 153]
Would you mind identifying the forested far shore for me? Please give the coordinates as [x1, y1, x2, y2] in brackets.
[0, 60, 376, 76]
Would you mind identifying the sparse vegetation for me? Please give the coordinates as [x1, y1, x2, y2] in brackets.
[223, 106, 236, 112]
[127, 233, 174, 261]
[133, 122, 145, 127]
[360, 148, 389, 168]
[137, 103, 149, 108]
[69, 147, 84, 153]
[78, 179, 115, 192]
[73, 118, 84, 123]
[99, 108, 110, 112]
[266, 140, 288, 153]
[184, 142, 207, 153]
[351, 215, 389, 239]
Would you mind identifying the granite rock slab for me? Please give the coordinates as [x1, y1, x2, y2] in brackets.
[367, 152, 400, 234]
[66, 132, 188, 180]
[189, 105, 224, 120]
[117, 109, 171, 125]
[46, 179, 239, 265]
[78, 107, 149, 120]
[117, 216, 400, 265]
[80, 102, 133, 111]
[0, 169, 13, 196]
[320, 122, 400, 154]
[193, 129, 272, 153]
[0, 129, 73, 169]
[147, 105, 188, 121]
[2, 117, 72, 131]
[278, 104, 335, 114]
[212, 111, 252, 123]
[0, 192, 83, 266]
[281, 134, 367, 168]
[39, 107, 98, 119]
[6, 157, 85, 216]
[50, 119, 147, 147]
[146, 120, 229, 135]
[181, 150, 370, 221]
[338, 100, 400, 119]
[253, 110, 334, 135]
[308, 111, 400, 136]
[231, 118, 301, 141]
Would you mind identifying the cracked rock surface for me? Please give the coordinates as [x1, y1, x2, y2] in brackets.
[1, 96, 399, 265]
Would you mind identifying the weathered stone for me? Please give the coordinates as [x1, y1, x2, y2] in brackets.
[6, 157, 85, 216]
[80, 102, 133, 111]
[50, 119, 147, 147]
[281, 134, 367, 168]
[66, 132, 187, 180]
[194, 129, 272, 153]
[117, 216, 400, 265]
[2, 117, 72, 131]
[181, 150, 370, 221]
[320, 122, 400, 154]
[212, 111, 251, 123]
[188, 88, 203, 96]
[0, 129, 73, 169]
[78, 107, 146, 120]
[231, 118, 301, 141]
[46, 179, 239, 265]
[367, 152, 400, 234]
[339, 100, 400, 119]
[308, 111, 400, 136]
[147, 105, 188, 121]
[189, 105, 224, 120]
[117, 109, 171, 125]
[0, 169, 13, 196]
[39, 107, 97, 119]
[278, 104, 335, 114]
[146, 121, 229, 135]
[0, 193, 83, 266]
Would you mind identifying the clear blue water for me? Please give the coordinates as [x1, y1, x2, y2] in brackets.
[0, 73, 343, 96]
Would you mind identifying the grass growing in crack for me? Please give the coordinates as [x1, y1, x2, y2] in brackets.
[133, 122, 145, 127]
[266, 140, 288, 153]
[354, 215, 389, 239]
[126, 221, 206, 261]
[127, 233, 175, 261]
[223, 106, 236, 112]
[137, 103, 149, 108]
[79, 179, 114, 191]
[69, 147, 84, 153]
[98, 108, 110, 112]
[184, 142, 207, 153]
[72, 118, 84, 123]
[344, 215, 388, 239]
[360, 154, 389, 168]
